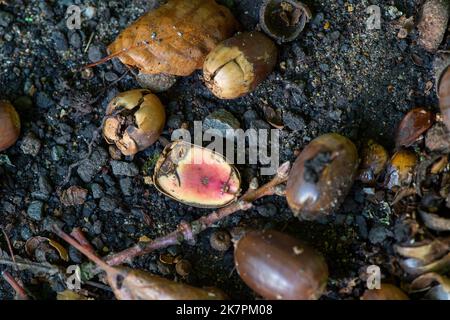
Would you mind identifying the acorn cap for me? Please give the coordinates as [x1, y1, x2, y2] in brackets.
[260, 0, 312, 43]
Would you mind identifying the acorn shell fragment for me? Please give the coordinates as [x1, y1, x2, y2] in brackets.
[153, 141, 241, 208]
[103, 89, 166, 156]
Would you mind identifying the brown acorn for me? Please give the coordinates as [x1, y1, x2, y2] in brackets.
[361, 284, 409, 300]
[438, 64, 450, 132]
[260, 0, 312, 43]
[395, 107, 434, 147]
[203, 32, 278, 99]
[357, 140, 388, 185]
[385, 149, 417, 190]
[286, 133, 359, 220]
[0, 100, 20, 151]
[234, 230, 328, 300]
[102, 89, 166, 156]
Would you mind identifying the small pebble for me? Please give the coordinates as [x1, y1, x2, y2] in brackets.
[20, 132, 42, 156]
[27, 201, 44, 221]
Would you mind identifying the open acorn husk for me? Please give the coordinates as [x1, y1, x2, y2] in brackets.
[259, 0, 312, 43]
[103, 89, 166, 156]
[153, 141, 241, 208]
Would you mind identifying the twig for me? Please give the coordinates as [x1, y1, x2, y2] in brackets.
[52, 225, 115, 275]
[70, 228, 96, 254]
[1, 271, 30, 300]
[84, 32, 95, 54]
[1, 228, 16, 267]
[0, 258, 60, 275]
[104, 162, 291, 266]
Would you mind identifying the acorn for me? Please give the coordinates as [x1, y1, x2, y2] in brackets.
[286, 133, 359, 220]
[234, 230, 328, 300]
[102, 89, 166, 156]
[153, 141, 241, 208]
[203, 32, 278, 100]
[361, 284, 409, 300]
[395, 108, 434, 147]
[436, 54, 450, 131]
[260, 0, 312, 43]
[417, 0, 450, 52]
[357, 140, 388, 185]
[0, 100, 20, 151]
[385, 149, 417, 190]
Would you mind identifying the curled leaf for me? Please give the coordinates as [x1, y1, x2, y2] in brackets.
[399, 253, 450, 276]
[395, 238, 450, 264]
[419, 209, 450, 232]
[25, 236, 69, 262]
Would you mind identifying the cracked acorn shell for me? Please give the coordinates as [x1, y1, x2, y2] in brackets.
[234, 230, 329, 300]
[153, 141, 241, 208]
[203, 31, 278, 100]
[384, 149, 417, 190]
[103, 89, 166, 156]
[286, 133, 359, 220]
[0, 100, 20, 151]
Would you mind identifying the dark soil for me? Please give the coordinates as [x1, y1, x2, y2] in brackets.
[0, 0, 446, 300]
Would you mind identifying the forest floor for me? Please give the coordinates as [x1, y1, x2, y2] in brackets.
[0, 0, 445, 299]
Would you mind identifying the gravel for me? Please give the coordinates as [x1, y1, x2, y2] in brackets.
[110, 160, 139, 177]
[27, 201, 44, 221]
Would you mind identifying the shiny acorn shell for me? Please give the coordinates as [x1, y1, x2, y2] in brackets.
[357, 140, 388, 184]
[0, 100, 21, 151]
[286, 133, 359, 220]
[153, 141, 241, 208]
[234, 230, 329, 300]
[395, 107, 434, 147]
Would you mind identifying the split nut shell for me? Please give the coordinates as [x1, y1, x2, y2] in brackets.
[103, 89, 166, 156]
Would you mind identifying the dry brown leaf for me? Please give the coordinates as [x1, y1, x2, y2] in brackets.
[106, 0, 238, 76]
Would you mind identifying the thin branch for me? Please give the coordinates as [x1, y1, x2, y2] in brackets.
[70, 228, 96, 254]
[1, 271, 30, 300]
[0, 258, 60, 275]
[1, 228, 16, 267]
[104, 162, 291, 266]
[52, 225, 114, 274]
